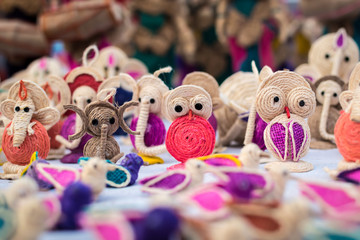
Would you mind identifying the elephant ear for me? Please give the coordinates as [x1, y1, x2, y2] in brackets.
[0, 99, 16, 120]
[99, 74, 138, 93]
[118, 101, 139, 135]
[34, 107, 60, 128]
[295, 64, 321, 83]
[340, 90, 354, 112]
[47, 75, 72, 115]
[63, 105, 88, 140]
[122, 59, 148, 80]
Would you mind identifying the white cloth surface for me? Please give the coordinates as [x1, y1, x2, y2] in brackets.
[0, 136, 343, 240]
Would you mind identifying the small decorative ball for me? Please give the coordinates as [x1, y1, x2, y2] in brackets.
[2, 120, 50, 165]
[166, 114, 215, 163]
[335, 111, 360, 162]
[130, 113, 166, 149]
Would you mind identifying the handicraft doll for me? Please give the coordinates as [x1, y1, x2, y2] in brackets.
[90, 45, 148, 136]
[215, 64, 266, 149]
[334, 62, 360, 171]
[130, 0, 195, 87]
[55, 46, 105, 163]
[63, 89, 139, 162]
[215, 0, 277, 72]
[307, 76, 344, 149]
[182, 71, 223, 133]
[296, 28, 359, 83]
[126, 67, 170, 165]
[244, 67, 316, 172]
[162, 85, 215, 168]
[0, 80, 60, 179]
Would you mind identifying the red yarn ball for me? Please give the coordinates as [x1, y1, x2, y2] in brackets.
[2, 120, 50, 165]
[335, 111, 360, 162]
[166, 114, 215, 163]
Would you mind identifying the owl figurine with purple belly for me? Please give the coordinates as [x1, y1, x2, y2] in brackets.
[246, 66, 316, 172]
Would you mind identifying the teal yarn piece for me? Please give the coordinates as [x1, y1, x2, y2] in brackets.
[139, 12, 166, 34]
[233, 0, 258, 17]
[0, 208, 15, 240]
[240, 44, 260, 72]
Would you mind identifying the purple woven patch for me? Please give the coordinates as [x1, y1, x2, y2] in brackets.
[252, 113, 267, 150]
[208, 113, 218, 133]
[270, 123, 287, 159]
[130, 113, 166, 149]
[147, 173, 186, 190]
[290, 122, 305, 160]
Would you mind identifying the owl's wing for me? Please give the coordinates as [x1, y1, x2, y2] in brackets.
[81, 212, 134, 240]
[267, 122, 288, 161]
[289, 121, 308, 162]
[140, 170, 191, 194]
[36, 163, 80, 191]
[299, 180, 360, 222]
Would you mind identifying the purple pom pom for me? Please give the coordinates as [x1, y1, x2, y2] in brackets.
[60, 113, 92, 163]
[252, 113, 267, 150]
[25, 159, 53, 190]
[57, 182, 93, 230]
[118, 153, 143, 185]
[130, 113, 166, 149]
[208, 113, 217, 133]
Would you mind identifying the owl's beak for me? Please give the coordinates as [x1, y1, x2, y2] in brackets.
[188, 110, 193, 120]
[284, 106, 290, 119]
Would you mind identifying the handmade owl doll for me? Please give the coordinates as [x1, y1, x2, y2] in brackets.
[162, 85, 215, 169]
[245, 67, 316, 172]
[296, 28, 359, 83]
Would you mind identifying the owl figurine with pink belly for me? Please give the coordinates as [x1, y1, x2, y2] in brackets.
[245, 66, 316, 172]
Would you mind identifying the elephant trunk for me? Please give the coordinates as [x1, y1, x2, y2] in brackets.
[319, 93, 335, 141]
[135, 97, 166, 156]
[12, 115, 32, 147]
[98, 124, 109, 159]
[350, 88, 360, 122]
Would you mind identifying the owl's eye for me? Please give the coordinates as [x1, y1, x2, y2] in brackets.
[344, 56, 350, 62]
[24, 107, 30, 112]
[256, 86, 285, 123]
[15, 106, 20, 112]
[109, 117, 115, 124]
[287, 87, 316, 118]
[175, 105, 183, 112]
[195, 103, 203, 110]
[92, 119, 99, 126]
[150, 98, 155, 104]
[325, 53, 330, 59]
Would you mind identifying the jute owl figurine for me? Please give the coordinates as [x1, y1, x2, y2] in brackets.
[245, 67, 316, 172]
[296, 28, 359, 83]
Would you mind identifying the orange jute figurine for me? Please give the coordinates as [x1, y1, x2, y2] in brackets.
[334, 62, 360, 170]
[0, 80, 60, 179]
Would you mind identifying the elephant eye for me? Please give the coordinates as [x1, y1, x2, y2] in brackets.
[87, 99, 91, 104]
[44, 69, 50, 75]
[74, 99, 77, 104]
[195, 103, 203, 110]
[24, 107, 30, 112]
[138, 98, 141, 102]
[92, 119, 98, 126]
[150, 98, 155, 104]
[115, 66, 120, 73]
[344, 56, 350, 62]
[15, 106, 20, 112]
[104, 66, 108, 72]
[325, 53, 330, 59]
[333, 93, 338, 97]
[109, 117, 115, 124]
[321, 91, 325, 96]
